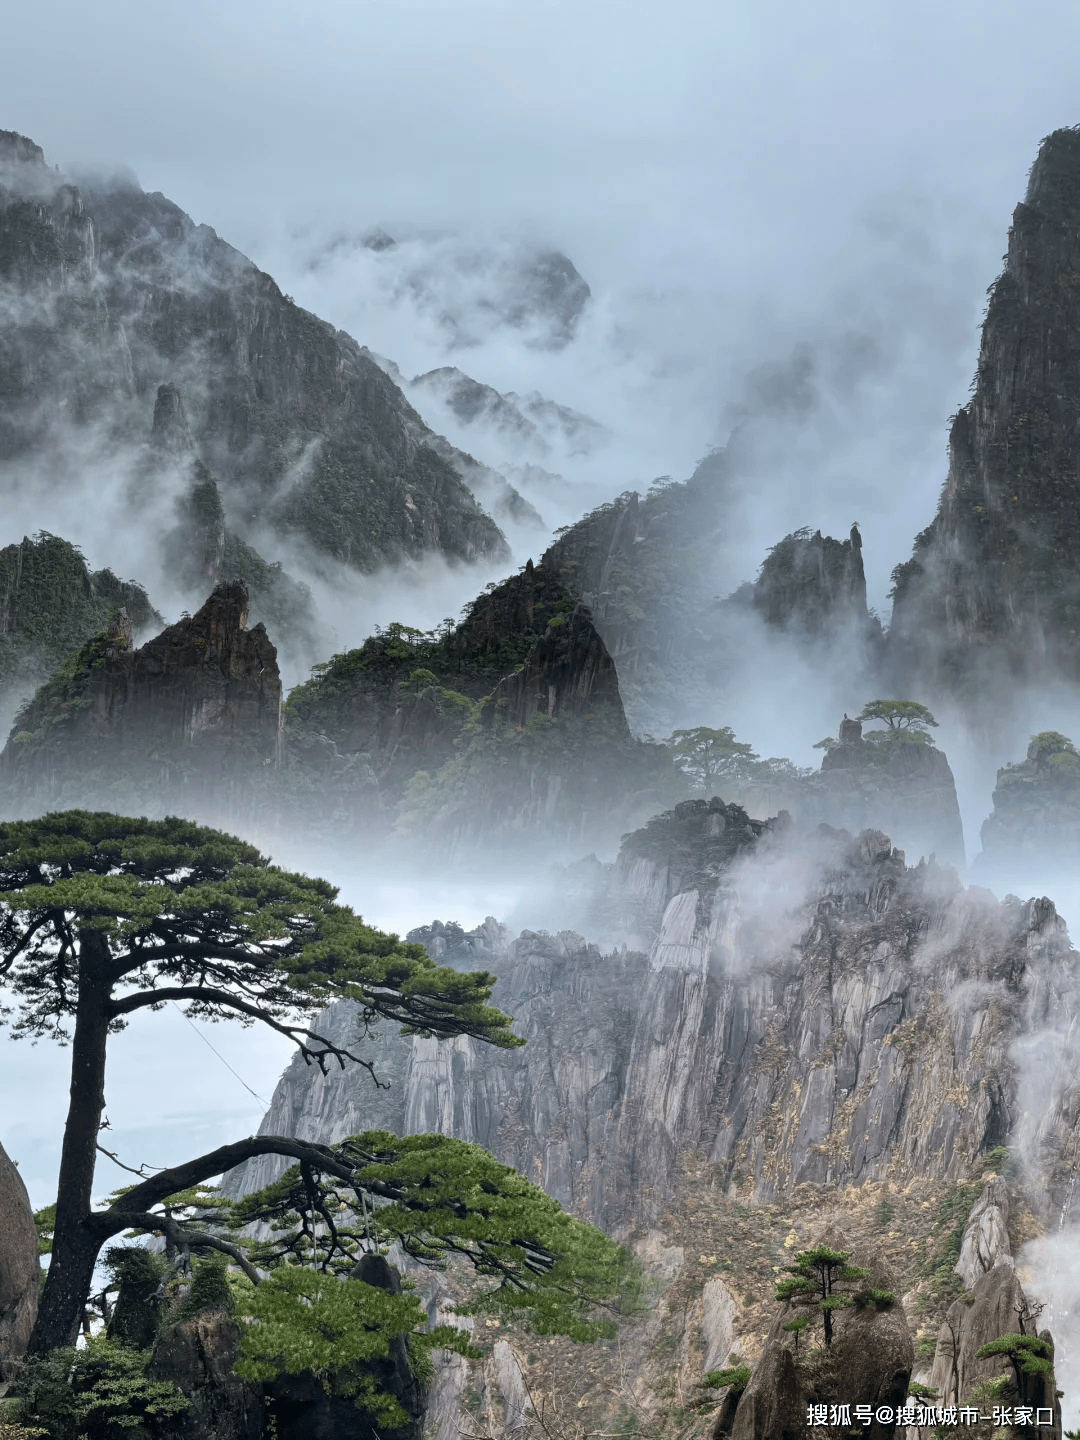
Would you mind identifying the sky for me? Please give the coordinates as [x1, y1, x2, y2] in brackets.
[7, 0, 1080, 1376]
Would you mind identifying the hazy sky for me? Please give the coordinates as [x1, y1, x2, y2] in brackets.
[5, 0, 1080, 1206]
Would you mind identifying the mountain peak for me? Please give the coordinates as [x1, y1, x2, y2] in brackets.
[0, 131, 46, 169]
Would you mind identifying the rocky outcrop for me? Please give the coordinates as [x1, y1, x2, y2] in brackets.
[980, 731, 1080, 861]
[0, 129, 509, 574]
[281, 558, 667, 852]
[0, 532, 160, 733]
[262, 1255, 424, 1440]
[152, 381, 321, 661]
[0, 1142, 38, 1381]
[727, 525, 881, 655]
[0, 580, 281, 824]
[542, 468, 726, 733]
[226, 812, 1080, 1228]
[928, 1264, 1061, 1434]
[954, 1177, 1013, 1289]
[730, 1248, 913, 1440]
[797, 716, 966, 865]
[150, 1312, 262, 1440]
[890, 127, 1080, 697]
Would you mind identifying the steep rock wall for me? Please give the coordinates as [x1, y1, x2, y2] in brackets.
[226, 807, 1080, 1230]
[0, 580, 281, 824]
[0, 1141, 38, 1381]
[0, 129, 508, 573]
[890, 127, 1080, 697]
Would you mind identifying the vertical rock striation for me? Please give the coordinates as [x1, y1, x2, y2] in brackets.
[0, 129, 510, 573]
[225, 810, 1080, 1230]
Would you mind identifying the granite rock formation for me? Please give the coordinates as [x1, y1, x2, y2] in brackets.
[225, 809, 1079, 1227]
[928, 1262, 1062, 1434]
[0, 580, 281, 824]
[0, 129, 509, 574]
[261, 1255, 424, 1440]
[542, 470, 725, 732]
[726, 525, 882, 656]
[151, 380, 322, 660]
[979, 731, 1080, 863]
[890, 127, 1080, 699]
[281, 558, 670, 852]
[799, 715, 966, 865]
[150, 1312, 263, 1440]
[727, 1245, 913, 1440]
[0, 1142, 38, 1381]
[223, 805, 1080, 1435]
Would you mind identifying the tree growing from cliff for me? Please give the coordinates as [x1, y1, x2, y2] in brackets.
[975, 1333, 1055, 1406]
[774, 1245, 873, 1346]
[856, 700, 938, 743]
[0, 811, 522, 1355]
[105, 1130, 636, 1424]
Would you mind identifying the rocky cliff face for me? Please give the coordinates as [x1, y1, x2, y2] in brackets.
[542, 470, 725, 733]
[979, 731, 1080, 863]
[0, 129, 509, 574]
[890, 127, 1080, 697]
[281, 558, 669, 853]
[227, 802, 1080, 1225]
[726, 525, 881, 655]
[225, 804, 1080, 1434]
[544, 471, 883, 736]
[0, 580, 281, 825]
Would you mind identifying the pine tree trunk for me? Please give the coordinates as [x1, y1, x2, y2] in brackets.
[28, 932, 114, 1353]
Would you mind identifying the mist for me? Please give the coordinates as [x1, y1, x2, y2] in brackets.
[7, 3, 1080, 1424]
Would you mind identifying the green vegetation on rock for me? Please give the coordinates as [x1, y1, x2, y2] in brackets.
[0, 533, 159, 730]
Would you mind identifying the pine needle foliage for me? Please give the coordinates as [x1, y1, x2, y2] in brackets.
[223, 1130, 641, 1343]
[774, 1245, 872, 1346]
[0, 811, 521, 1353]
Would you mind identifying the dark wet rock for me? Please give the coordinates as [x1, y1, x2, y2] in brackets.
[727, 525, 881, 655]
[263, 1257, 424, 1440]
[150, 1311, 262, 1440]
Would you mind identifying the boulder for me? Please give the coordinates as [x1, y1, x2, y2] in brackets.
[263, 1255, 424, 1440]
[150, 1310, 262, 1440]
[0, 1142, 38, 1380]
[954, 1176, 1013, 1288]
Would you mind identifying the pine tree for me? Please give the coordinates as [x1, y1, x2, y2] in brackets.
[0, 811, 520, 1353]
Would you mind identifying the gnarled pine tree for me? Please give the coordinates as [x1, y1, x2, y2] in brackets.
[0, 811, 521, 1353]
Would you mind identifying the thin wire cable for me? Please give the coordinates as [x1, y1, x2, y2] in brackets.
[170, 1002, 271, 1107]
